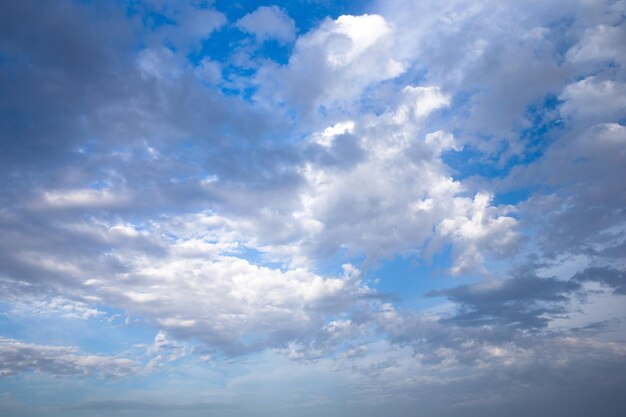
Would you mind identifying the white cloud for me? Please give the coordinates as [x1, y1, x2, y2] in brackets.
[566, 23, 626, 66]
[6, 294, 103, 320]
[405, 86, 451, 118]
[393, 86, 451, 121]
[104, 256, 370, 353]
[236, 6, 296, 43]
[559, 76, 626, 126]
[284, 84, 517, 270]
[0, 208, 373, 355]
[256, 14, 405, 113]
[38, 187, 131, 209]
[433, 193, 520, 275]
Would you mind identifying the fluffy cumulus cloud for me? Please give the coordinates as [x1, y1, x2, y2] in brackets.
[0, 209, 373, 355]
[1, 0, 625, 416]
[290, 86, 519, 271]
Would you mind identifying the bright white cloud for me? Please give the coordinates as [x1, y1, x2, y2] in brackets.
[256, 14, 405, 113]
[0, 210, 373, 355]
[283, 83, 517, 272]
[433, 193, 520, 275]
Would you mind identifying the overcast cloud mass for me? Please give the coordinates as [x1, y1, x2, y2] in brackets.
[1, 0, 625, 416]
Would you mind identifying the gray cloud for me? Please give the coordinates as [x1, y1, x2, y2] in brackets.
[0, 337, 140, 378]
[236, 6, 296, 43]
[573, 267, 626, 295]
[427, 274, 581, 329]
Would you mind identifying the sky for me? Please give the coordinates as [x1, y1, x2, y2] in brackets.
[0, 0, 625, 416]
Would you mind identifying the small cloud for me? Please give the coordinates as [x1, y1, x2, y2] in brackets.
[236, 6, 296, 43]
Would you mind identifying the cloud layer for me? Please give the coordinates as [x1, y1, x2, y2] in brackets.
[0, 0, 625, 416]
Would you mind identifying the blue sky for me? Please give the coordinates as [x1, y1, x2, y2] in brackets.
[1, 0, 626, 416]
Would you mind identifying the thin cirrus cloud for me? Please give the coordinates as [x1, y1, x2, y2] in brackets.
[0, 0, 625, 416]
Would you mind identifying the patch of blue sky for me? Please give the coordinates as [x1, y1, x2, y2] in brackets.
[88, 180, 110, 190]
[443, 94, 565, 205]
[310, 248, 366, 278]
[77, 309, 158, 355]
[0, 304, 157, 356]
[492, 187, 538, 206]
[305, 239, 477, 309]
[190, 24, 248, 65]
[122, 0, 179, 32]
[234, 246, 288, 271]
[366, 245, 478, 310]
[442, 145, 508, 181]
[214, 0, 370, 34]
[0, 303, 23, 338]
[518, 94, 563, 161]
[193, 27, 294, 66]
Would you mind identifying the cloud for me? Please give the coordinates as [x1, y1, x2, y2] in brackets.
[256, 14, 405, 114]
[236, 6, 296, 43]
[0, 208, 374, 355]
[559, 77, 626, 127]
[573, 267, 626, 295]
[514, 123, 626, 257]
[401, 86, 452, 119]
[180, 8, 226, 41]
[0, 337, 140, 378]
[278, 85, 519, 271]
[137, 47, 187, 80]
[0, 0, 625, 414]
[376, 0, 571, 138]
[566, 23, 626, 66]
[431, 192, 520, 275]
[427, 273, 581, 328]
